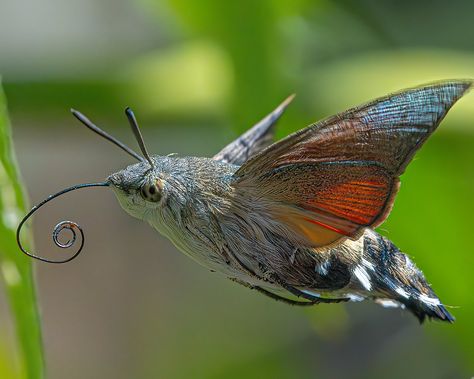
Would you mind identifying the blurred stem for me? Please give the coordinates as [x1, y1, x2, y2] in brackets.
[0, 81, 44, 378]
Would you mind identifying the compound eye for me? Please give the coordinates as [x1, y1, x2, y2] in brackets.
[140, 181, 162, 202]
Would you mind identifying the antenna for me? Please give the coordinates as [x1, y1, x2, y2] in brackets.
[125, 107, 155, 168]
[71, 109, 143, 162]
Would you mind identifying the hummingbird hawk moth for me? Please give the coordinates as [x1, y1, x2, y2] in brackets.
[17, 80, 472, 323]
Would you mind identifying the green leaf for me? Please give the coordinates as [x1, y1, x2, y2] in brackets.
[0, 79, 44, 378]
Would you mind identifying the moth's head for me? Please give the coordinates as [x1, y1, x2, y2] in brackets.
[107, 158, 168, 220]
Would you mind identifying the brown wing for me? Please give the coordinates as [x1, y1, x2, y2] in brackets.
[233, 81, 472, 246]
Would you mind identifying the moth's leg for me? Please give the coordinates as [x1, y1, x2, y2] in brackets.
[253, 286, 318, 306]
[223, 245, 348, 304]
[221, 242, 348, 304]
[222, 244, 262, 278]
[226, 252, 347, 304]
[269, 274, 350, 304]
[187, 223, 261, 278]
[229, 278, 317, 306]
[223, 249, 318, 306]
[185, 225, 235, 264]
[206, 215, 265, 278]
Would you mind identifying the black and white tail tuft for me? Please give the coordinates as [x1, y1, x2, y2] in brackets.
[363, 231, 454, 323]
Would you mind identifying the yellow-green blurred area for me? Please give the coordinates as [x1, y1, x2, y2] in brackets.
[0, 0, 473, 378]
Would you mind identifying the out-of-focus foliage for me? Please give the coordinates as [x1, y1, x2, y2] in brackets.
[0, 80, 44, 378]
[124, 42, 233, 118]
[156, 0, 292, 127]
[306, 49, 474, 127]
[1, 0, 473, 378]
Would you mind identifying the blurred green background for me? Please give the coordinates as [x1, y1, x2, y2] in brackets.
[0, 0, 473, 378]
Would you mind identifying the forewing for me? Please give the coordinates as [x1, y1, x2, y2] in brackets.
[213, 95, 294, 165]
[233, 81, 472, 246]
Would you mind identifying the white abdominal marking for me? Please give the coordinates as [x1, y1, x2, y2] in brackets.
[347, 293, 364, 302]
[353, 265, 372, 291]
[316, 260, 330, 276]
[375, 299, 405, 309]
[361, 258, 375, 271]
[419, 294, 441, 306]
[395, 287, 410, 299]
